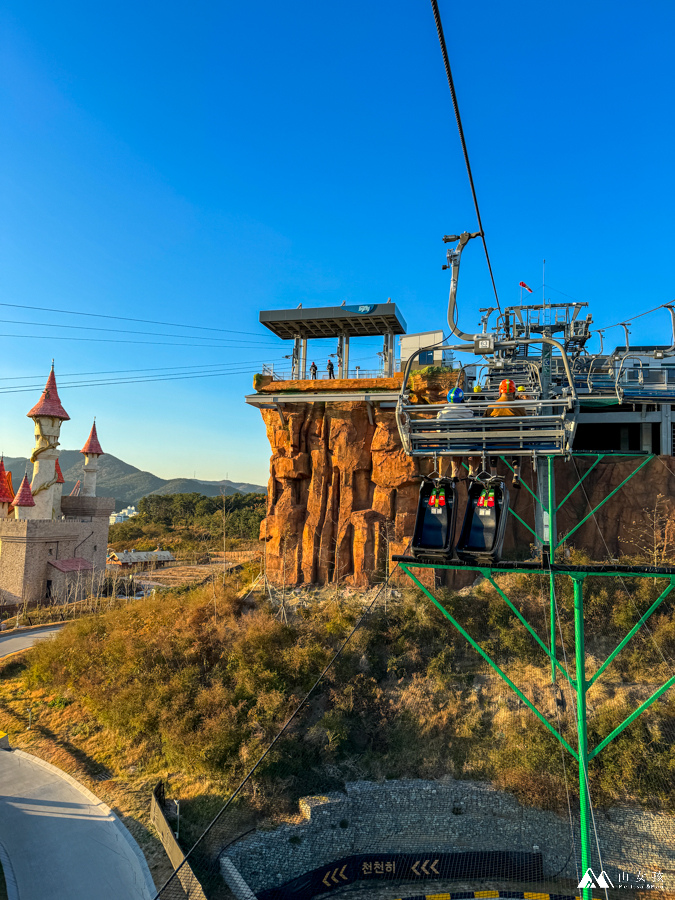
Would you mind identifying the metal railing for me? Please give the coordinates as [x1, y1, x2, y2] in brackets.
[151, 783, 207, 900]
[398, 397, 577, 457]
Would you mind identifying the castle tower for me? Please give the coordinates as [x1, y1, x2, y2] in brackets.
[11, 475, 35, 520]
[26, 365, 70, 520]
[53, 459, 65, 518]
[80, 421, 103, 497]
[0, 459, 12, 518]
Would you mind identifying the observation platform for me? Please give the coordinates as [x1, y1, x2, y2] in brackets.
[260, 303, 406, 339]
[245, 374, 403, 413]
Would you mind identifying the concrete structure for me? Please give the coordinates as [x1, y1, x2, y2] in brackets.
[399, 330, 454, 369]
[0, 368, 114, 607]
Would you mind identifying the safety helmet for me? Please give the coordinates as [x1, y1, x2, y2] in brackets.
[516, 385, 527, 393]
[499, 379, 516, 394]
[473, 384, 483, 393]
[447, 387, 465, 404]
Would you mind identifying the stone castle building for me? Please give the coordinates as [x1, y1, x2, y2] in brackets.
[0, 366, 114, 606]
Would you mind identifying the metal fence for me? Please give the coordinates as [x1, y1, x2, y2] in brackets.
[151, 782, 207, 900]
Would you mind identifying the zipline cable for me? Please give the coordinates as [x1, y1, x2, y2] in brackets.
[429, 0, 502, 314]
[152, 567, 397, 900]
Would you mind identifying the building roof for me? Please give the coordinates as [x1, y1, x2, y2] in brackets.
[26, 367, 70, 420]
[259, 303, 407, 340]
[70, 480, 81, 496]
[11, 475, 35, 508]
[48, 558, 93, 573]
[55, 459, 65, 484]
[107, 549, 175, 564]
[80, 421, 104, 456]
[0, 459, 13, 504]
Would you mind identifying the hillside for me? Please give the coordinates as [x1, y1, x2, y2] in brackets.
[4, 451, 265, 510]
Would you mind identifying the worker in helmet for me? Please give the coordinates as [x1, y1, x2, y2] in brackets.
[484, 379, 521, 488]
[437, 387, 480, 480]
[485, 379, 517, 416]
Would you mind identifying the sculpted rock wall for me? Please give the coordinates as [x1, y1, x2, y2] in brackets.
[259, 391, 675, 586]
[261, 402, 419, 587]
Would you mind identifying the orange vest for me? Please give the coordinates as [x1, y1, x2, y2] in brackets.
[487, 393, 515, 417]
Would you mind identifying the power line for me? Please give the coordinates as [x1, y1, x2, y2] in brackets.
[429, 0, 502, 314]
[0, 360, 283, 392]
[0, 318, 280, 346]
[0, 362, 252, 382]
[0, 333, 273, 349]
[0, 364, 287, 395]
[0, 301, 267, 337]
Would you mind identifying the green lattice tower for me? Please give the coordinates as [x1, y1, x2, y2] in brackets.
[396, 452, 674, 899]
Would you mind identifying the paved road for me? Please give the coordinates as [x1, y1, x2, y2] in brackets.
[0, 750, 155, 900]
[0, 625, 64, 660]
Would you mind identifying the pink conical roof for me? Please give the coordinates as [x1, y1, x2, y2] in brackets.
[80, 421, 103, 456]
[0, 459, 13, 504]
[70, 480, 81, 496]
[27, 367, 70, 421]
[55, 459, 65, 484]
[11, 475, 35, 508]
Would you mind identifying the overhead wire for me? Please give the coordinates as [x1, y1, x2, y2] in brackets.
[0, 333, 276, 350]
[0, 301, 267, 337]
[0, 318, 280, 346]
[429, 0, 502, 314]
[0, 362, 255, 382]
[0, 362, 289, 394]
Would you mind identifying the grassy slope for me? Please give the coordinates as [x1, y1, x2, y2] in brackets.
[1, 569, 673, 890]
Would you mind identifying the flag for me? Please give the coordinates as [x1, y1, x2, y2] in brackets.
[519, 281, 533, 293]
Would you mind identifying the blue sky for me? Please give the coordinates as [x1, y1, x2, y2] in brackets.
[1, 0, 673, 482]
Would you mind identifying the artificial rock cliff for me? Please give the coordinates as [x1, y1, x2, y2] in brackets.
[257, 377, 675, 587]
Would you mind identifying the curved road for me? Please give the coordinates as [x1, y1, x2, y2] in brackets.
[0, 625, 64, 659]
[0, 627, 156, 899]
[0, 751, 155, 899]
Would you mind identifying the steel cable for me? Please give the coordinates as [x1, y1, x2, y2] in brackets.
[429, 0, 502, 314]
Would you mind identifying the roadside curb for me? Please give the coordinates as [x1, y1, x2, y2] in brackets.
[0, 622, 67, 637]
[11, 749, 157, 899]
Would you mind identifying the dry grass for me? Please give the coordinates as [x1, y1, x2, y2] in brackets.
[0, 653, 233, 892]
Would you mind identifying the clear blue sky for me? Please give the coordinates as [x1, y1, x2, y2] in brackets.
[1, 0, 673, 482]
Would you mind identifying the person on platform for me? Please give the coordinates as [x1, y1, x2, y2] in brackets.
[327, 359, 335, 379]
[309, 361, 318, 379]
[437, 387, 480, 480]
[484, 379, 521, 489]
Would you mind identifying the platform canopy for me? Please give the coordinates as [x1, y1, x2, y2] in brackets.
[259, 303, 407, 340]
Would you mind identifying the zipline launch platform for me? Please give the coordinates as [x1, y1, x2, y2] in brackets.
[258, 302, 407, 378]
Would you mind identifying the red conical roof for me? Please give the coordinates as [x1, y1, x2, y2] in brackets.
[55, 459, 65, 484]
[0, 459, 13, 504]
[11, 475, 35, 508]
[27, 367, 70, 421]
[80, 421, 103, 456]
[70, 480, 81, 496]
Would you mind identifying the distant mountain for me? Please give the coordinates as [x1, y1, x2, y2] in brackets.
[4, 451, 266, 510]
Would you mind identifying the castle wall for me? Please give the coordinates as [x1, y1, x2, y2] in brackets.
[0, 497, 114, 605]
